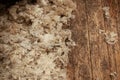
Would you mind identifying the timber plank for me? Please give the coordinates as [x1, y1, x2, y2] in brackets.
[68, 0, 120, 80]
[67, 0, 92, 80]
[85, 0, 111, 80]
[102, 0, 118, 79]
[115, 0, 120, 79]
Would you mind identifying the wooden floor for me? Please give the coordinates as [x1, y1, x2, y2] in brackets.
[67, 0, 120, 80]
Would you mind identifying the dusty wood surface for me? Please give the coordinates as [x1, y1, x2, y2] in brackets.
[67, 0, 120, 80]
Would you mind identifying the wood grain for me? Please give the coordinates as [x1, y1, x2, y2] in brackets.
[116, 0, 120, 79]
[68, 0, 120, 80]
[86, 0, 110, 79]
[67, 0, 92, 80]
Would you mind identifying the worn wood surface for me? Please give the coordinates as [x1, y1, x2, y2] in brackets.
[67, 0, 120, 80]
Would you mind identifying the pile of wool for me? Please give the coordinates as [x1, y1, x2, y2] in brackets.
[0, 0, 76, 80]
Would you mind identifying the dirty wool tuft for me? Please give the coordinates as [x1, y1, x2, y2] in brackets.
[0, 0, 76, 80]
